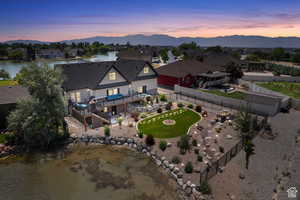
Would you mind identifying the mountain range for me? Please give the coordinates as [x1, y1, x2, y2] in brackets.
[4, 34, 300, 48]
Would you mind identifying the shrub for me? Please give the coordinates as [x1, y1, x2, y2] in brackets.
[140, 113, 147, 119]
[138, 131, 144, 138]
[195, 105, 202, 113]
[184, 161, 193, 173]
[104, 126, 110, 137]
[157, 108, 163, 113]
[199, 181, 212, 195]
[177, 102, 184, 108]
[160, 94, 167, 102]
[165, 102, 172, 110]
[159, 140, 167, 151]
[145, 134, 155, 146]
[171, 156, 181, 164]
[192, 139, 197, 147]
[197, 155, 203, 162]
[178, 135, 190, 152]
[131, 112, 139, 122]
[194, 148, 199, 154]
[180, 148, 186, 155]
[219, 146, 225, 153]
[188, 104, 194, 109]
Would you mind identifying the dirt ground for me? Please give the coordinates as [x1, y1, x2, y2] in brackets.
[209, 109, 300, 200]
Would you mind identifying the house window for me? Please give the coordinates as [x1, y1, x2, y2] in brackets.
[109, 72, 116, 80]
[75, 92, 81, 102]
[103, 107, 108, 112]
[143, 67, 149, 73]
[107, 88, 119, 96]
[137, 86, 143, 93]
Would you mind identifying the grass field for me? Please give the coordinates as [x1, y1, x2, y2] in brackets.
[199, 89, 247, 100]
[0, 80, 18, 86]
[257, 82, 300, 99]
[137, 108, 201, 138]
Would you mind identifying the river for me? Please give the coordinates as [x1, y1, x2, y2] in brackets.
[0, 145, 181, 200]
[0, 51, 118, 78]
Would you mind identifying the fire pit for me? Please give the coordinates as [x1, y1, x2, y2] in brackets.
[162, 119, 176, 126]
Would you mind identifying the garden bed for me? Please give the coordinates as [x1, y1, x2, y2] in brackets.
[137, 108, 201, 138]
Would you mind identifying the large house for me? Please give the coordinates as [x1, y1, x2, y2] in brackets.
[36, 49, 65, 59]
[157, 53, 242, 89]
[57, 59, 158, 115]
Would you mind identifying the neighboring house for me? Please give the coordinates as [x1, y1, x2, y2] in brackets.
[67, 48, 84, 58]
[157, 53, 242, 89]
[57, 59, 158, 115]
[117, 49, 153, 62]
[0, 86, 30, 130]
[36, 49, 64, 59]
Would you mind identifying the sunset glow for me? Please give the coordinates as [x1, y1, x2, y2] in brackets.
[1, 0, 300, 42]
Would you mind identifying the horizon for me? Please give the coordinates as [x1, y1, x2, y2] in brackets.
[4, 34, 300, 43]
[1, 0, 300, 42]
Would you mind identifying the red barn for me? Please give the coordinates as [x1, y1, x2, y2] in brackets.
[156, 53, 242, 89]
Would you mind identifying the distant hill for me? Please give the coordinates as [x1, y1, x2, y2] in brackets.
[3, 40, 50, 45]
[4, 34, 300, 48]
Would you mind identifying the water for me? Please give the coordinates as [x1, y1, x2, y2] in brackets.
[0, 51, 118, 78]
[0, 145, 181, 200]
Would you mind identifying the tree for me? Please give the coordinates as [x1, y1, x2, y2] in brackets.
[7, 63, 67, 150]
[8, 50, 24, 60]
[271, 48, 285, 61]
[291, 52, 300, 63]
[177, 135, 191, 153]
[225, 62, 244, 83]
[159, 49, 169, 63]
[234, 109, 256, 169]
[0, 69, 10, 80]
[244, 139, 255, 169]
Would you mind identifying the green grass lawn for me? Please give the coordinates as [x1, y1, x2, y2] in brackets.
[0, 80, 18, 86]
[137, 108, 201, 138]
[257, 82, 300, 99]
[199, 89, 247, 100]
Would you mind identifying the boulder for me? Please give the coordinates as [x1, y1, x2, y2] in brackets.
[177, 178, 183, 186]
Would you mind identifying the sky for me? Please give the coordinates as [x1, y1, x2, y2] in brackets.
[0, 0, 300, 42]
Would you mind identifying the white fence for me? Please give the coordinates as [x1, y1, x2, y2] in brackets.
[174, 85, 282, 116]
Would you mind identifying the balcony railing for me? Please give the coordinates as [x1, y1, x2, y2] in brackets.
[94, 93, 150, 107]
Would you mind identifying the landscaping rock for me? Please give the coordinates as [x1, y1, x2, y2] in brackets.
[177, 178, 183, 186]
[185, 186, 192, 196]
[169, 164, 175, 171]
[156, 160, 162, 166]
[239, 172, 245, 180]
[177, 172, 183, 178]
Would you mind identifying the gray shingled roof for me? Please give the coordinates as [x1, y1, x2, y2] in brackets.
[0, 85, 30, 104]
[56, 59, 157, 91]
[156, 53, 242, 78]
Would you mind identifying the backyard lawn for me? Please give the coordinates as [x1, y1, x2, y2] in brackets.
[0, 80, 18, 86]
[257, 82, 300, 99]
[199, 89, 247, 100]
[137, 108, 201, 138]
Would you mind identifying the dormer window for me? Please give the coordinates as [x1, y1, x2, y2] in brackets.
[109, 72, 116, 80]
[143, 67, 149, 73]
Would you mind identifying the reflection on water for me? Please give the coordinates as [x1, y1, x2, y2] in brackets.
[0, 51, 118, 78]
[0, 145, 181, 200]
